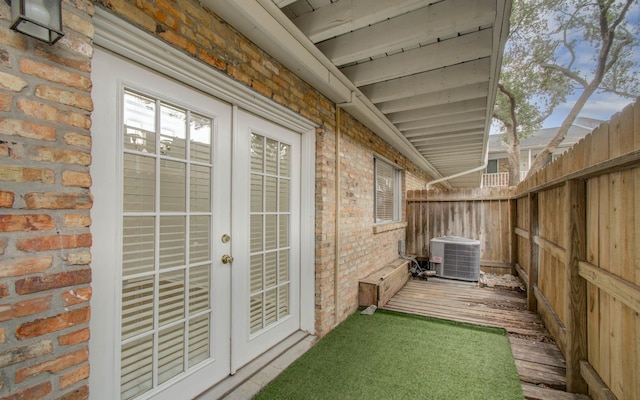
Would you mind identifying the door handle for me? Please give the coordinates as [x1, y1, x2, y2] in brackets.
[221, 254, 234, 264]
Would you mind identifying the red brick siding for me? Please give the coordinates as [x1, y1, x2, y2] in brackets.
[0, 0, 94, 397]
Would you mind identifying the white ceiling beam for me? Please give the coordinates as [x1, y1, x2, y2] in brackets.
[274, 0, 297, 7]
[388, 98, 488, 124]
[316, 0, 496, 66]
[424, 155, 482, 163]
[342, 29, 493, 87]
[416, 142, 484, 151]
[427, 148, 484, 156]
[361, 58, 491, 104]
[427, 161, 482, 168]
[397, 110, 487, 131]
[427, 150, 484, 158]
[291, 0, 431, 43]
[403, 122, 486, 138]
[377, 82, 489, 114]
[409, 130, 485, 143]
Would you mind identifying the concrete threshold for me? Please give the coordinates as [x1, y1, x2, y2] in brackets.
[196, 331, 316, 400]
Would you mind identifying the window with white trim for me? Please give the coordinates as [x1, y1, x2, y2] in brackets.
[374, 157, 402, 224]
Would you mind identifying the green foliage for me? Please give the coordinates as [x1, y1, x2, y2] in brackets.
[494, 0, 574, 139]
[494, 0, 640, 179]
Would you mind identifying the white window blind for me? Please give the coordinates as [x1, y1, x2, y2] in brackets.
[374, 157, 401, 224]
[249, 134, 291, 334]
[120, 90, 214, 400]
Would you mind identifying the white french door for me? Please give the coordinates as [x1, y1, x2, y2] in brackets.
[231, 111, 301, 371]
[90, 49, 302, 399]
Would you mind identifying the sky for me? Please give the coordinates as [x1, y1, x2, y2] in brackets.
[492, 0, 640, 134]
[542, 92, 637, 128]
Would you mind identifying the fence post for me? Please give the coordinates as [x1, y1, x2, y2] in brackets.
[527, 192, 539, 312]
[509, 197, 518, 275]
[564, 179, 588, 394]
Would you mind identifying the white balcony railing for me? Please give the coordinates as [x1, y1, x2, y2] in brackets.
[481, 171, 531, 187]
[481, 172, 509, 187]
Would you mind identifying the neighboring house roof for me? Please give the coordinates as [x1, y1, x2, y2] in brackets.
[488, 123, 596, 155]
[206, 0, 512, 188]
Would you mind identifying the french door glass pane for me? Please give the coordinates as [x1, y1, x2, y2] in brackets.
[279, 143, 290, 177]
[264, 215, 277, 250]
[250, 255, 263, 293]
[158, 323, 185, 384]
[158, 270, 185, 326]
[121, 335, 153, 400]
[188, 315, 210, 367]
[121, 276, 154, 340]
[251, 134, 264, 172]
[279, 179, 289, 212]
[278, 215, 289, 248]
[160, 104, 186, 159]
[123, 91, 156, 153]
[264, 252, 277, 288]
[189, 216, 210, 263]
[190, 114, 212, 163]
[160, 160, 186, 212]
[265, 176, 277, 212]
[159, 216, 185, 269]
[190, 165, 211, 212]
[265, 289, 277, 325]
[122, 216, 155, 276]
[189, 265, 210, 315]
[121, 89, 214, 399]
[250, 215, 263, 253]
[265, 139, 278, 175]
[278, 285, 289, 317]
[251, 175, 263, 213]
[250, 295, 263, 333]
[123, 154, 155, 212]
[278, 250, 289, 283]
[248, 133, 291, 335]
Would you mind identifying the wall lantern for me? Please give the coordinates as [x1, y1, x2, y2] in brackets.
[6, 0, 64, 44]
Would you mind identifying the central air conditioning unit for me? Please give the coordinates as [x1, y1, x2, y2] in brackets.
[430, 236, 480, 281]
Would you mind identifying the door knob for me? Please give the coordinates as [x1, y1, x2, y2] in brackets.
[221, 254, 234, 264]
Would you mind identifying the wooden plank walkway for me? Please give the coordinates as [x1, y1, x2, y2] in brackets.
[384, 278, 591, 400]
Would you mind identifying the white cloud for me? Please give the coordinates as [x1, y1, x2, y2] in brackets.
[543, 93, 635, 128]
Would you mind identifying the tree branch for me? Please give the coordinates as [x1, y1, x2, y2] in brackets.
[541, 63, 589, 88]
[609, 0, 635, 33]
[498, 83, 518, 142]
[604, 36, 633, 72]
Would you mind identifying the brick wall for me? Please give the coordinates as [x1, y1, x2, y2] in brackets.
[0, 1, 95, 398]
[1, 0, 433, 397]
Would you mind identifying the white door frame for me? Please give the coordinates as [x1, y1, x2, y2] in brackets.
[91, 9, 316, 399]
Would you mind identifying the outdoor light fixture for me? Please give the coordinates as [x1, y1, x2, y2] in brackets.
[6, 0, 64, 44]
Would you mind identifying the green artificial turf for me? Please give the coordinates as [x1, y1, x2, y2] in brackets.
[254, 310, 524, 400]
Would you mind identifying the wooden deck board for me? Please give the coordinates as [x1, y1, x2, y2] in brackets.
[384, 278, 591, 400]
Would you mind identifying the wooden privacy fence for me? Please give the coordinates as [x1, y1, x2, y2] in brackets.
[405, 187, 516, 274]
[406, 98, 640, 399]
[512, 100, 640, 400]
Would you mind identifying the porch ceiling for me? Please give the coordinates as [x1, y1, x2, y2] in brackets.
[204, 0, 512, 188]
